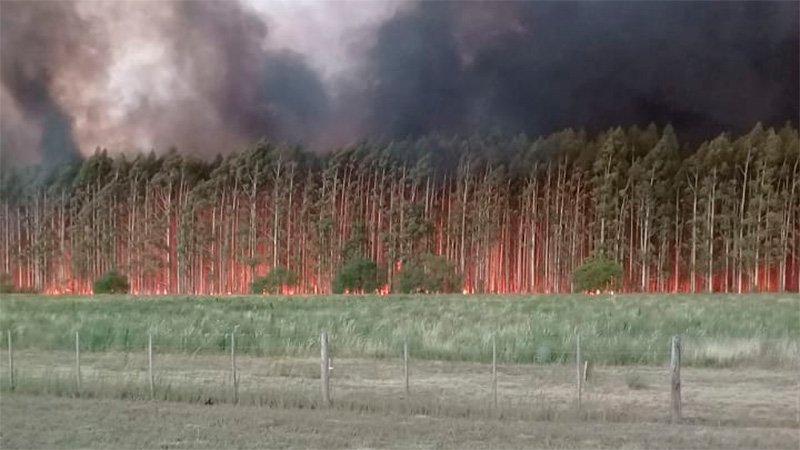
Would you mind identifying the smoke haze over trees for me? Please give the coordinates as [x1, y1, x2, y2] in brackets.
[1, 0, 797, 164]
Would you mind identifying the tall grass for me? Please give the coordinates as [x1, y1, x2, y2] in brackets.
[1, 293, 797, 366]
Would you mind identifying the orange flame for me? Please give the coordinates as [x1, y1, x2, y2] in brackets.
[281, 285, 297, 295]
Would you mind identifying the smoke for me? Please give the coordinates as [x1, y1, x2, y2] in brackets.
[0, 0, 375, 161]
[366, 2, 469, 137]
[364, 1, 799, 142]
[0, 1, 95, 166]
[165, 2, 331, 148]
[0, 1, 797, 163]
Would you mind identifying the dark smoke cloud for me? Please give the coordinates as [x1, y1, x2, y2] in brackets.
[0, 0, 95, 166]
[166, 1, 329, 148]
[367, 2, 468, 137]
[0, 0, 331, 162]
[0, 0, 797, 163]
[364, 1, 799, 143]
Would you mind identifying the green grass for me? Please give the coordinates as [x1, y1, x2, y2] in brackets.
[1, 293, 798, 366]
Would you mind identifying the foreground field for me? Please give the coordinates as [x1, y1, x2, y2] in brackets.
[2, 393, 798, 449]
[3, 351, 798, 428]
[1, 293, 799, 449]
[1, 293, 799, 366]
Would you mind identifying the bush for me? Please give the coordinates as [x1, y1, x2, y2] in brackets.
[0, 272, 14, 293]
[251, 266, 298, 294]
[93, 270, 130, 294]
[573, 257, 623, 293]
[332, 257, 379, 294]
[396, 253, 462, 293]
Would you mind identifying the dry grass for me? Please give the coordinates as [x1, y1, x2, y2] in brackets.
[2, 349, 798, 429]
[2, 393, 799, 449]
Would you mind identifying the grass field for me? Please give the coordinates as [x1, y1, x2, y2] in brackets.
[2, 350, 799, 448]
[1, 293, 798, 366]
[1, 293, 798, 448]
[5, 393, 799, 449]
[3, 351, 798, 428]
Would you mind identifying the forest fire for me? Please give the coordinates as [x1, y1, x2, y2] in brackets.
[1, 125, 798, 296]
[42, 281, 87, 296]
[0, 0, 796, 297]
[1, 2, 798, 449]
[280, 286, 297, 296]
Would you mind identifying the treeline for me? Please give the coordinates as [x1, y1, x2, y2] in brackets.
[1, 123, 798, 294]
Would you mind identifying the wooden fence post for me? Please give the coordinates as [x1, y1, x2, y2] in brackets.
[583, 360, 590, 383]
[796, 359, 799, 426]
[576, 334, 582, 410]
[403, 337, 409, 395]
[75, 331, 81, 396]
[492, 335, 498, 410]
[796, 360, 799, 426]
[148, 333, 155, 399]
[320, 332, 330, 407]
[670, 335, 681, 423]
[231, 331, 238, 404]
[7, 331, 14, 391]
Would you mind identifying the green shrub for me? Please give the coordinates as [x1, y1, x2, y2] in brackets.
[396, 263, 426, 294]
[396, 253, 462, 293]
[573, 257, 623, 293]
[93, 270, 130, 294]
[332, 257, 379, 294]
[251, 266, 298, 294]
[0, 272, 14, 293]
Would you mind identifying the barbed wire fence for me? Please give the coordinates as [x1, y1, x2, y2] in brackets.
[2, 330, 799, 427]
